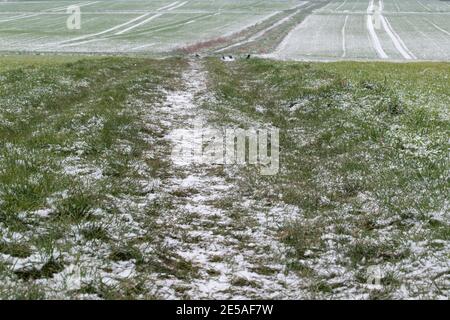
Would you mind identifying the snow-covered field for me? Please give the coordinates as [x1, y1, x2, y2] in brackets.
[271, 0, 450, 61]
[1, 0, 449, 61]
[0, 0, 307, 53]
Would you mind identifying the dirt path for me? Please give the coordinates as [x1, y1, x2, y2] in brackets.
[146, 60, 306, 299]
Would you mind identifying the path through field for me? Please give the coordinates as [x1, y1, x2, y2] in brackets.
[146, 59, 306, 298]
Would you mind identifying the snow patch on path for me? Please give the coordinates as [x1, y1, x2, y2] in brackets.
[150, 60, 306, 299]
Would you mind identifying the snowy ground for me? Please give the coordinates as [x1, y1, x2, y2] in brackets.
[0, 0, 448, 302]
[0, 0, 308, 53]
[269, 0, 450, 61]
[0, 53, 448, 299]
[141, 60, 308, 298]
[1, 0, 449, 61]
[0, 56, 313, 299]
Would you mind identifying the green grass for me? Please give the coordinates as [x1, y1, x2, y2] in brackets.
[0, 57, 168, 216]
[0, 54, 448, 299]
[202, 58, 449, 298]
[0, 55, 94, 72]
[0, 55, 187, 299]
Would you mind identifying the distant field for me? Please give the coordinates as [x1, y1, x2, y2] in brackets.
[0, 0, 311, 54]
[1, 0, 449, 61]
[271, 0, 450, 61]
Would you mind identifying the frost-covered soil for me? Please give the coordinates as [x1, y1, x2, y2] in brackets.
[0, 55, 448, 299]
